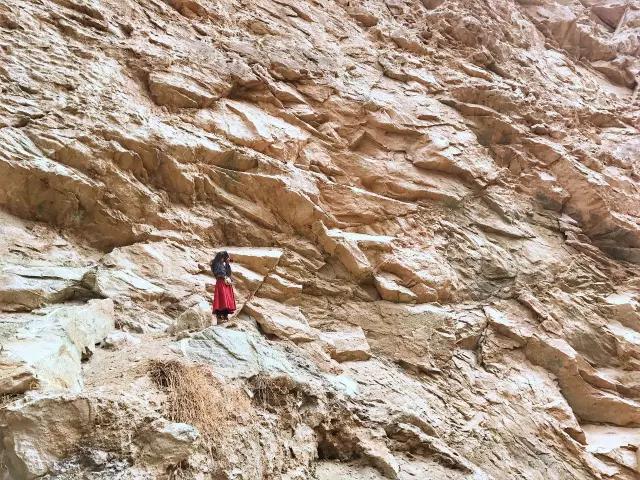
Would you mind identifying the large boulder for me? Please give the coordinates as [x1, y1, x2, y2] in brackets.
[0, 299, 115, 394]
[169, 300, 214, 334]
[91, 267, 165, 302]
[89, 241, 199, 306]
[172, 325, 359, 399]
[0, 394, 94, 479]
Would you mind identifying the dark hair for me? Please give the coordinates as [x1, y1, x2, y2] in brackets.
[210, 251, 231, 277]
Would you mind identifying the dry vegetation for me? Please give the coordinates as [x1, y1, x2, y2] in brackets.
[251, 373, 298, 409]
[148, 360, 254, 454]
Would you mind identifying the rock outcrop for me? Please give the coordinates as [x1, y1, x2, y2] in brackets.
[1, 299, 114, 395]
[0, 394, 94, 479]
[0, 0, 639, 478]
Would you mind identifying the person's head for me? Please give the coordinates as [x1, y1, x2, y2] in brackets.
[212, 251, 230, 267]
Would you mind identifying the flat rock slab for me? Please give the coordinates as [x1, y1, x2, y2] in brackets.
[244, 297, 317, 343]
[172, 325, 358, 397]
[223, 247, 283, 275]
[583, 424, 640, 472]
[325, 229, 395, 250]
[0, 263, 91, 312]
[320, 327, 371, 362]
[93, 268, 165, 301]
[172, 325, 302, 379]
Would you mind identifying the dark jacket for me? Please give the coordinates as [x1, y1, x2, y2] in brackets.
[212, 260, 231, 279]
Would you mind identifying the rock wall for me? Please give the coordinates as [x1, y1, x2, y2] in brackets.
[0, 0, 639, 478]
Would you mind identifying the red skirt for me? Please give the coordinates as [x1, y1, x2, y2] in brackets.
[212, 279, 236, 313]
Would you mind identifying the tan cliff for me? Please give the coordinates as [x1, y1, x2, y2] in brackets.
[0, 0, 639, 478]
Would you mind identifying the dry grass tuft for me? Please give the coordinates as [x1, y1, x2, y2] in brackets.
[148, 359, 252, 454]
[250, 373, 306, 419]
[252, 373, 292, 408]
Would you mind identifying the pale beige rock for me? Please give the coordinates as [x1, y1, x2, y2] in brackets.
[381, 248, 460, 303]
[170, 300, 214, 334]
[223, 247, 283, 276]
[320, 327, 371, 362]
[244, 297, 317, 343]
[313, 222, 379, 281]
[525, 335, 640, 426]
[0, 394, 94, 479]
[349, 6, 378, 27]
[0, 264, 90, 312]
[0, 128, 104, 237]
[358, 436, 400, 480]
[584, 424, 640, 472]
[520, 170, 570, 212]
[102, 330, 142, 349]
[195, 100, 308, 162]
[374, 273, 418, 304]
[454, 310, 488, 350]
[605, 292, 640, 331]
[342, 302, 456, 370]
[335, 242, 374, 280]
[299, 341, 343, 374]
[484, 306, 534, 345]
[229, 264, 264, 301]
[148, 71, 220, 109]
[0, 0, 639, 478]
[92, 267, 165, 301]
[136, 419, 199, 467]
[0, 299, 114, 394]
[258, 273, 303, 301]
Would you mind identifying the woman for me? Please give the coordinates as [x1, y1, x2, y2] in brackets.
[210, 251, 236, 323]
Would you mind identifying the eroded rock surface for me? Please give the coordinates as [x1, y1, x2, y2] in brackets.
[0, 0, 639, 478]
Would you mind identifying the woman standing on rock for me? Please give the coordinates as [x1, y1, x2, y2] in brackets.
[210, 251, 236, 323]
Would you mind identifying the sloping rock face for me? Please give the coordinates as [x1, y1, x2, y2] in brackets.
[0, 0, 639, 479]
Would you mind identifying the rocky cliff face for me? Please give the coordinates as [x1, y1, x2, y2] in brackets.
[1, 0, 639, 478]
